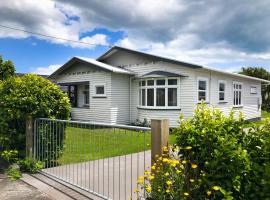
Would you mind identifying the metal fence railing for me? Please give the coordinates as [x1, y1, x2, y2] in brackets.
[33, 118, 151, 200]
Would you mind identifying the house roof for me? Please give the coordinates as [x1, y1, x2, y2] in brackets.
[139, 70, 188, 78]
[49, 56, 134, 78]
[98, 46, 270, 83]
[98, 46, 202, 69]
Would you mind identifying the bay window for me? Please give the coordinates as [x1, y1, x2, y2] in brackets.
[139, 78, 179, 108]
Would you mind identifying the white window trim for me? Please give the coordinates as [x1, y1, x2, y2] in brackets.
[138, 78, 180, 109]
[233, 81, 243, 107]
[93, 84, 106, 97]
[218, 80, 226, 102]
[197, 77, 209, 102]
[250, 85, 258, 94]
[83, 85, 90, 106]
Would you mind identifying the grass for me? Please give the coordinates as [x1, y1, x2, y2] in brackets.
[58, 126, 177, 164]
[243, 110, 270, 128]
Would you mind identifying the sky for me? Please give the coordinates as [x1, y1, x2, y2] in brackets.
[0, 0, 270, 75]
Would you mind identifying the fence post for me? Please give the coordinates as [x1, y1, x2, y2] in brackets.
[151, 119, 169, 166]
[26, 116, 33, 158]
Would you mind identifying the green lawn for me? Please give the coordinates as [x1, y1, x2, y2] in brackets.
[243, 110, 270, 128]
[58, 126, 177, 164]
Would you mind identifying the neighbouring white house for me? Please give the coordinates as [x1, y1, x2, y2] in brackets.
[49, 46, 270, 127]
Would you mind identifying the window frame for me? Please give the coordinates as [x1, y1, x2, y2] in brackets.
[218, 80, 226, 102]
[197, 77, 209, 102]
[250, 85, 258, 94]
[94, 84, 106, 97]
[83, 84, 90, 106]
[138, 77, 180, 109]
[233, 81, 243, 106]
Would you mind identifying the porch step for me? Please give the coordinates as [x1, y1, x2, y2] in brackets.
[21, 173, 104, 200]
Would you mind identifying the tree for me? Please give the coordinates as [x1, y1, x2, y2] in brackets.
[239, 67, 270, 111]
[0, 56, 15, 81]
[0, 74, 71, 156]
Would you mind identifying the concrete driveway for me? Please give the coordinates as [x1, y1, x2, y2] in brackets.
[0, 174, 52, 200]
[42, 151, 151, 200]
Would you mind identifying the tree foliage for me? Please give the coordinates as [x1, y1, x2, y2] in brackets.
[0, 74, 71, 154]
[239, 67, 270, 111]
[0, 56, 15, 81]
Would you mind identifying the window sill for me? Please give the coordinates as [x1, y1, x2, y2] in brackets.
[92, 96, 107, 98]
[232, 105, 243, 108]
[137, 106, 181, 110]
[196, 102, 210, 104]
[218, 101, 228, 104]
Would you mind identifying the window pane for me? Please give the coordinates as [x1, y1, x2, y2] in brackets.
[139, 89, 142, 105]
[198, 91, 206, 101]
[147, 80, 154, 86]
[156, 79, 165, 85]
[147, 89, 154, 106]
[141, 81, 145, 86]
[219, 83, 225, 91]
[239, 91, 241, 105]
[96, 86, 104, 94]
[239, 84, 242, 89]
[168, 79, 177, 85]
[219, 92, 224, 101]
[168, 88, 177, 106]
[142, 89, 145, 106]
[156, 88, 165, 106]
[199, 80, 206, 90]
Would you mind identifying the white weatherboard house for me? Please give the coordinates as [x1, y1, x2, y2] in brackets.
[50, 46, 270, 127]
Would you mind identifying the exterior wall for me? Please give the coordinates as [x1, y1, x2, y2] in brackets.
[55, 63, 114, 124]
[111, 73, 130, 124]
[127, 61, 197, 127]
[105, 53, 262, 127]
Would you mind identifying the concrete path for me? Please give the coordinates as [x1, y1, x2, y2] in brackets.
[42, 151, 151, 200]
[0, 174, 52, 200]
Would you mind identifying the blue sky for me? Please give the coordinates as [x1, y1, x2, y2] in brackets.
[0, 0, 270, 74]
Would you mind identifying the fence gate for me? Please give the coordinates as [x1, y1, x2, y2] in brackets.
[33, 118, 151, 200]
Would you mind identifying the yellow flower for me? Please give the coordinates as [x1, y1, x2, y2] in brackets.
[163, 146, 168, 152]
[185, 146, 192, 150]
[189, 179, 195, 183]
[183, 192, 189, 196]
[144, 170, 150, 175]
[176, 170, 181, 174]
[151, 166, 156, 170]
[163, 158, 169, 163]
[207, 191, 212, 196]
[149, 175, 155, 180]
[134, 189, 140, 193]
[182, 160, 187, 164]
[165, 172, 169, 176]
[166, 180, 172, 185]
[191, 163, 198, 169]
[137, 176, 144, 184]
[166, 189, 170, 193]
[158, 189, 161, 192]
[155, 154, 159, 158]
[146, 186, 152, 192]
[212, 186, 220, 191]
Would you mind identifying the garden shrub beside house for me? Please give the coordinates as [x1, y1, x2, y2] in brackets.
[0, 57, 71, 178]
[139, 104, 270, 200]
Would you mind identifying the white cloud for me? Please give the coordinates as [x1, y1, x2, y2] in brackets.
[70, 34, 108, 49]
[32, 64, 61, 75]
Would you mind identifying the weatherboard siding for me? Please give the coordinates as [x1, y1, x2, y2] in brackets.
[111, 73, 130, 124]
[56, 63, 114, 124]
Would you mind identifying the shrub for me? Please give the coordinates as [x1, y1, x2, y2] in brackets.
[137, 147, 229, 199]
[131, 118, 150, 127]
[6, 167, 22, 181]
[18, 158, 43, 173]
[0, 74, 71, 157]
[174, 103, 270, 199]
[1, 150, 18, 163]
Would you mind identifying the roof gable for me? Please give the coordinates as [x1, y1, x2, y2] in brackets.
[49, 56, 134, 78]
